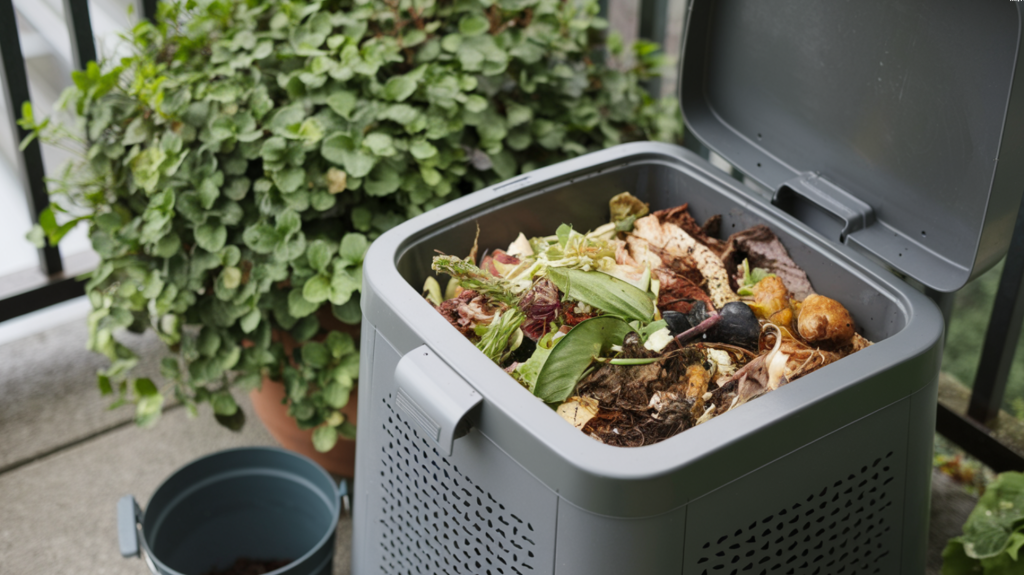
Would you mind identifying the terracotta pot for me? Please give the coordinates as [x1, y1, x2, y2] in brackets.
[250, 377, 358, 478]
[248, 312, 361, 477]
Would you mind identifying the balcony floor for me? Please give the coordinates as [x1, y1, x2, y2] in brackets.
[0, 301, 971, 574]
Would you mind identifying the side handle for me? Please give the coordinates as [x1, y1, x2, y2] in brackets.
[117, 495, 141, 558]
[393, 345, 482, 457]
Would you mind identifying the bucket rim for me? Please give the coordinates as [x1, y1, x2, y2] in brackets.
[137, 446, 341, 575]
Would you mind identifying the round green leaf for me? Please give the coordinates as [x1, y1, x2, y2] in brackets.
[273, 167, 306, 193]
[195, 223, 227, 253]
[306, 239, 334, 272]
[464, 95, 488, 113]
[303, 274, 331, 304]
[313, 425, 338, 452]
[363, 132, 396, 156]
[221, 266, 242, 289]
[340, 233, 369, 264]
[288, 288, 320, 318]
[383, 74, 417, 102]
[211, 392, 238, 416]
[410, 140, 438, 160]
[301, 341, 330, 368]
[459, 14, 490, 37]
[323, 380, 351, 408]
[441, 33, 462, 53]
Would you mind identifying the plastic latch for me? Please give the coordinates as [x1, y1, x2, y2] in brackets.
[117, 495, 141, 558]
[773, 172, 876, 243]
[393, 345, 483, 457]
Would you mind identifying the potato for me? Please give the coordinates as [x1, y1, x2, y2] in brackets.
[797, 294, 855, 343]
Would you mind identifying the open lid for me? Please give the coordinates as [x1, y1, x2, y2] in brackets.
[680, 1, 1024, 292]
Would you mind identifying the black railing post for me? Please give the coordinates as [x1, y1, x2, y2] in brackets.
[63, 0, 97, 70]
[967, 201, 1024, 424]
[138, 0, 158, 21]
[0, 0, 63, 275]
[638, 0, 669, 97]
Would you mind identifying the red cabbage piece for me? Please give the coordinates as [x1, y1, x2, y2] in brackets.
[519, 278, 560, 341]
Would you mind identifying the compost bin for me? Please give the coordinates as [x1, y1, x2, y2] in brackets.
[353, 2, 1024, 573]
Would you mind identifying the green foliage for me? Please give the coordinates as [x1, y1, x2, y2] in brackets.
[23, 0, 681, 450]
[943, 472, 1024, 574]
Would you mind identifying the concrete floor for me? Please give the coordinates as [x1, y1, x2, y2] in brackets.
[0, 311, 352, 575]
[0, 310, 974, 574]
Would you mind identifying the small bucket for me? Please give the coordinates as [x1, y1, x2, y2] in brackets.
[118, 447, 345, 575]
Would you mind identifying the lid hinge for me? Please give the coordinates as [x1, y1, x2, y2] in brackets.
[772, 173, 876, 244]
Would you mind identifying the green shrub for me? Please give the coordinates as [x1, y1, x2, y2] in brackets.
[22, 0, 682, 451]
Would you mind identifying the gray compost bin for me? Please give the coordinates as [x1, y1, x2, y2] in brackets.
[353, 2, 1024, 574]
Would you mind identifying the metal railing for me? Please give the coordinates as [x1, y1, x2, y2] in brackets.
[1, 0, 1022, 472]
[0, 0, 153, 322]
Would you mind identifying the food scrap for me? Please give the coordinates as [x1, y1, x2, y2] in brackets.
[426, 192, 872, 447]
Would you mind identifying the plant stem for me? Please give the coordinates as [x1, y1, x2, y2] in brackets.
[674, 313, 721, 344]
[594, 357, 662, 365]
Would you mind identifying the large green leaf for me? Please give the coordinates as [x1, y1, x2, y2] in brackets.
[533, 317, 632, 404]
[940, 539, 981, 575]
[546, 268, 654, 322]
[961, 472, 1024, 559]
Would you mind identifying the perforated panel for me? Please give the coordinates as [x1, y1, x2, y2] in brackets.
[378, 393, 539, 575]
[694, 451, 897, 575]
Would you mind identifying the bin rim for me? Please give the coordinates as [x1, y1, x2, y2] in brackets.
[137, 446, 340, 575]
[363, 141, 945, 515]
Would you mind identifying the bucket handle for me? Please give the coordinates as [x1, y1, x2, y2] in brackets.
[117, 495, 142, 558]
[338, 478, 351, 516]
[394, 345, 482, 457]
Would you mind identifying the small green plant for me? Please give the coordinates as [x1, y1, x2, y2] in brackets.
[942, 471, 1024, 574]
[21, 0, 681, 451]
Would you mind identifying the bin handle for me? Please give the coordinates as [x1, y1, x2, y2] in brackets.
[117, 495, 142, 558]
[338, 479, 351, 516]
[393, 345, 482, 457]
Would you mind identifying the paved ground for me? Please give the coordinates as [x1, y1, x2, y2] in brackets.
[0, 306, 973, 574]
[0, 305, 352, 575]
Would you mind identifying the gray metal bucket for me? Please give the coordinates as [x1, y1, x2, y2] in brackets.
[118, 447, 345, 575]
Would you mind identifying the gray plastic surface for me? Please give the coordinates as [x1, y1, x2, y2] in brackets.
[354, 141, 945, 574]
[680, 1, 1024, 292]
[125, 447, 340, 575]
[393, 344, 483, 457]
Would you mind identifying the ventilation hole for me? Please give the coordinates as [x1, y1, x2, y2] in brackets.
[378, 395, 537, 574]
[692, 452, 898, 574]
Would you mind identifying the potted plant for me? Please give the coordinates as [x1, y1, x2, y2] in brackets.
[21, 0, 682, 474]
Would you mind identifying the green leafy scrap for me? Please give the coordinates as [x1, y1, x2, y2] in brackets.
[546, 267, 655, 322]
[737, 258, 776, 296]
[533, 316, 633, 404]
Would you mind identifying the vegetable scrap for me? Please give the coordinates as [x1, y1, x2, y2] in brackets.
[427, 192, 873, 447]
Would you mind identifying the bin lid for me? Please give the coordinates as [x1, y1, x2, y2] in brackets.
[679, 1, 1024, 292]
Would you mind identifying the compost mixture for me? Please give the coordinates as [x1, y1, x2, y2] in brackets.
[426, 193, 872, 447]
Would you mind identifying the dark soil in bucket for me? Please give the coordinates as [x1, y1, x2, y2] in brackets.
[204, 558, 293, 575]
